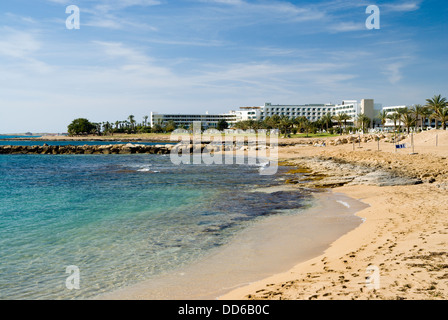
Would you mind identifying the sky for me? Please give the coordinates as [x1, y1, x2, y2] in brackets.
[0, 0, 447, 133]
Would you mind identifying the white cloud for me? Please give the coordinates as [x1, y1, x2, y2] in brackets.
[330, 21, 365, 33]
[46, 0, 70, 4]
[383, 63, 403, 84]
[200, 0, 325, 23]
[383, 1, 421, 12]
[0, 28, 41, 58]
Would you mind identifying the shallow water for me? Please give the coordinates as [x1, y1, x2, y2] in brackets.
[0, 154, 308, 299]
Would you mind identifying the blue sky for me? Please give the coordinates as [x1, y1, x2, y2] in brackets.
[0, 0, 447, 133]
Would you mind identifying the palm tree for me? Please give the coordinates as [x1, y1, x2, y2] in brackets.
[279, 116, 293, 137]
[410, 104, 424, 131]
[356, 113, 371, 133]
[387, 112, 401, 133]
[297, 117, 311, 137]
[127, 115, 135, 133]
[340, 113, 352, 134]
[420, 106, 433, 129]
[400, 108, 416, 134]
[321, 112, 334, 132]
[262, 116, 272, 130]
[377, 110, 389, 129]
[333, 114, 345, 135]
[143, 115, 149, 127]
[435, 107, 448, 130]
[267, 115, 281, 130]
[425, 94, 447, 129]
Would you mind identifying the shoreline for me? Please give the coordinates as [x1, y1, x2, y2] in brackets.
[220, 130, 448, 300]
[220, 183, 448, 300]
[3, 129, 447, 300]
[96, 188, 367, 300]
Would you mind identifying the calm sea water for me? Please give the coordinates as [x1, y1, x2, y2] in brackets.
[0, 136, 171, 147]
[0, 154, 308, 299]
[0, 135, 40, 139]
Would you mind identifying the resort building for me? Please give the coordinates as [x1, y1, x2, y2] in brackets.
[259, 99, 374, 125]
[235, 107, 263, 121]
[260, 103, 335, 122]
[150, 111, 239, 129]
[150, 98, 376, 129]
[332, 99, 375, 127]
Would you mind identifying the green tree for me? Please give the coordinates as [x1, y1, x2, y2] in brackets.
[67, 118, 96, 136]
[434, 107, 448, 130]
[164, 120, 177, 133]
[278, 116, 293, 137]
[321, 112, 334, 132]
[399, 108, 416, 134]
[425, 94, 447, 129]
[152, 123, 164, 133]
[387, 112, 401, 133]
[333, 113, 351, 135]
[300, 117, 312, 137]
[356, 113, 371, 133]
[377, 110, 389, 129]
[420, 107, 433, 129]
[265, 115, 281, 130]
[410, 104, 424, 130]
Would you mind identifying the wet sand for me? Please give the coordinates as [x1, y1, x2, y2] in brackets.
[96, 189, 366, 300]
[221, 129, 448, 300]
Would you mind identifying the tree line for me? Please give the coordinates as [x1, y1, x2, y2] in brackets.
[67, 115, 230, 136]
[67, 94, 448, 136]
[234, 94, 448, 136]
[68, 115, 154, 136]
[377, 94, 448, 133]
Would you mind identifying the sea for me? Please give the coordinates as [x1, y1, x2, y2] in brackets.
[0, 143, 313, 300]
[0, 136, 170, 147]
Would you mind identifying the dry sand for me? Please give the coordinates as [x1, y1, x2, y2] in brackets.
[220, 130, 448, 300]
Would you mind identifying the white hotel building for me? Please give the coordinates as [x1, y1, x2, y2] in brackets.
[150, 99, 376, 129]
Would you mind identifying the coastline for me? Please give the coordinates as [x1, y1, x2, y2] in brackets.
[220, 183, 448, 300]
[3, 130, 447, 300]
[220, 130, 448, 300]
[1, 134, 173, 143]
[96, 188, 367, 300]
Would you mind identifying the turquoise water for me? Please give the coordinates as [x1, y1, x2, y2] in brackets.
[0, 135, 41, 139]
[0, 137, 172, 147]
[0, 154, 307, 299]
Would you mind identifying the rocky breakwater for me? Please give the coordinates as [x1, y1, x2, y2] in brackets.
[0, 143, 177, 155]
[0, 141, 276, 155]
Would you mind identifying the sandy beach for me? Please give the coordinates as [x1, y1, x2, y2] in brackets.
[96, 188, 367, 300]
[220, 129, 448, 300]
